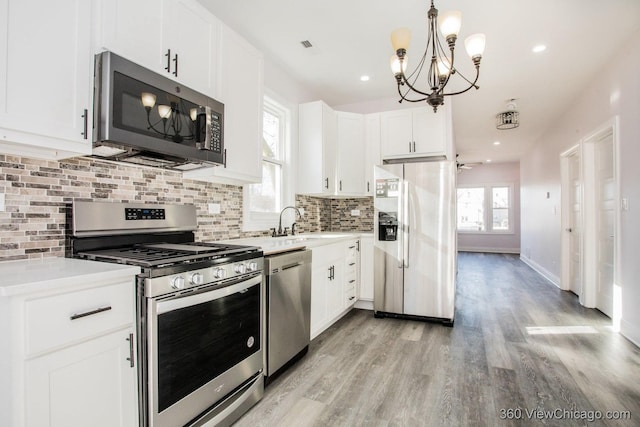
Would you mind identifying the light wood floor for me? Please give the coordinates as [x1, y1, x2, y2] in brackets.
[234, 252, 640, 426]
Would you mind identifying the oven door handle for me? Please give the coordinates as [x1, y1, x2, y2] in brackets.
[156, 274, 261, 314]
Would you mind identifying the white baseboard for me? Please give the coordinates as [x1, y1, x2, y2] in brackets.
[519, 255, 560, 288]
[621, 319, 640, 349]
[354, 299, 373, 310]
[458, 247, 520, 254]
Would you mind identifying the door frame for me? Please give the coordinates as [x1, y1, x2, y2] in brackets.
[581, 117, 621, 327]
[560, 144, 582, 294]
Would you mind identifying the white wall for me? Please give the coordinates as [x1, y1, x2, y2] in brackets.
[457, 162, 521, 254]
[520, 30, 640, 346]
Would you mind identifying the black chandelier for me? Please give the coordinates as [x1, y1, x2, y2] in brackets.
[140, 92, 199, 143]
[390, 0, 486, 112]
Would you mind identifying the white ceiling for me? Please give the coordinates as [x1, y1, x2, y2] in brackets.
[197, 0, 640, 164]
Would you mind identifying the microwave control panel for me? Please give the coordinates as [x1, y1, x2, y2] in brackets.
[210, 112, 222, 154]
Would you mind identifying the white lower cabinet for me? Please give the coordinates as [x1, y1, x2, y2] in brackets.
[310, 238, 360, 339]
[0, 259, 139, 427]
[356, 235, 374, 309]
[26, 328, 137, 427]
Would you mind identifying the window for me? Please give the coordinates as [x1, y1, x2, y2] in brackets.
[243, 95, 290, 231]
[457, 185, 512, 233]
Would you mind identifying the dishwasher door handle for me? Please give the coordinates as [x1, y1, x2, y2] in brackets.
[281, 262, 303, 271]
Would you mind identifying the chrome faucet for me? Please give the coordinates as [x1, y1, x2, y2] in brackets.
[272, 206, 303, 237]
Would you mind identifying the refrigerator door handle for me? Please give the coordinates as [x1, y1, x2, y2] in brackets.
[402, 180, 409, 268]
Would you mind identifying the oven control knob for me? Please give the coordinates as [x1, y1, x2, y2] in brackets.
[234, 263, 247, 274]
[247, 261, 259, 272]
[213, 268, 226, 279]
[171, 276, 186, 290]
[190, 272, 204, 285]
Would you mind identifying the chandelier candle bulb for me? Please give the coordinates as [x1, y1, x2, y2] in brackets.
[141, 92, 157, 110]
[391, 28, 411, 52]
[438, 10, 462, 40]
[157, 104, 172, 119]
[464, 33, 486, 61]
[390, 54, 408, 76]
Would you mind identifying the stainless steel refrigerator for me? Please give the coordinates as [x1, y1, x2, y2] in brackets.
[373, 161, 457, 325]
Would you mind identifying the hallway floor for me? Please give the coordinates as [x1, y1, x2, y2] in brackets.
[234, 252, 640, 426]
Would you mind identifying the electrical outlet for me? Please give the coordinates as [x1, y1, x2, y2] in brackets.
[621, 197, 629, 212]
[351, 209, 361, 216]
[0, 193, 4, 212]
[298, 208, 305, 216]
[208, 203, 220, 214]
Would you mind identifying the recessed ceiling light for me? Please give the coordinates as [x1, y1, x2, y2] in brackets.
[493, 141, 501, 146]
[532, 44, 546, 53]
[486, 159, 492, 163]
[360, 75, 370, 82]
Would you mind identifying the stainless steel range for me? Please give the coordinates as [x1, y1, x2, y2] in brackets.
[69, 201, 264, 427]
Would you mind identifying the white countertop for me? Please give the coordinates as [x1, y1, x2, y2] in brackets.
[219, 232, 372, 256]
[0, 257, 141, 297]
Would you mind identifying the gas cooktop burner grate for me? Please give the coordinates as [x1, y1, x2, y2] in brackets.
[77, 243, 259, 268]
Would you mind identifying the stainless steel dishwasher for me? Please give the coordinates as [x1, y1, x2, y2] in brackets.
[264, 249, 312, 383]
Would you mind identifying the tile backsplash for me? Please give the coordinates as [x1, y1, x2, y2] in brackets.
[0, 154, 373, 261]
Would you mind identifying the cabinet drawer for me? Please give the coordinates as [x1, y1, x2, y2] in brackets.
[25, 281, 134, 356]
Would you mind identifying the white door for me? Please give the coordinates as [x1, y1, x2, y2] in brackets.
[411, 108, 446, 156]
[595, 133, 615, 317]
[568, 151, 582, 295]
[380, 110, 412, 158]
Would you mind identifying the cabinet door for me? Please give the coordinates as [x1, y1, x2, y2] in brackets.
[162, 0, 218, 96]
[25, 329, 137, 427]
[412, 108, 446, 157]
[359, 236, 374, 300]
[98, 0, 163, 73]
[184, 24, 262, 184]
[326, 256, 345, 320]
[0, 0, 92, 158]
[310, 260, 330, 338]
[380, 109, 413, 159]
[364, 114, 381, 195]
[336, 112, 365, 195]
[322, 104, 338, 194]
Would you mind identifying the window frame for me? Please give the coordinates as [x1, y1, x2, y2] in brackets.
[456, 183, 514, 234]
[242, 93, 292, 232]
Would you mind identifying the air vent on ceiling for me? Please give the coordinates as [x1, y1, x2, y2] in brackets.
[300, 40, 313, 48]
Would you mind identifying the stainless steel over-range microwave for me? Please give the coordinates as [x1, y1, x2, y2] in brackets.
[92, 51, 224, 170]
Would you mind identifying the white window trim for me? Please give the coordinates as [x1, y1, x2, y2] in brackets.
[242, 92, 294, 232]
[457, 183, 515, 235]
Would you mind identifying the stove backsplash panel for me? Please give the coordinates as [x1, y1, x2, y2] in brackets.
[0, 155, 374, 261]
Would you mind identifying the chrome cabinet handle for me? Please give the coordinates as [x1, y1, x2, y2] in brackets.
[367, 182, 370, 192]
[339, 180, 342, 191]
[81, 109, 88, 139]
[409, 142, 412, 152]
[413, 141, 416, 152]
[70, 306, 112, 321]
[223, 148, 227, 168]
[126, 333, 134, 368]
[325, 177, 329, 189]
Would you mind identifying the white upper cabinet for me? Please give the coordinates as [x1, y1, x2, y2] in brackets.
[184, 23, 263, 184]
[98, 0, 219, 97]
[298, 101, 337, 195]
[380, 104, 453, 161]
[0, 0, 93, 159]
[364, 113, 381, 195]
[336, 112, 365, 195]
